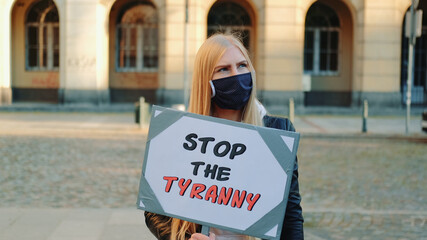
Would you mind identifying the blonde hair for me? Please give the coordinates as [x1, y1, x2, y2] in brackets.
[171, 33, 262, 240]
[188, 33, 263, 126]
[170, 218, 198, 240]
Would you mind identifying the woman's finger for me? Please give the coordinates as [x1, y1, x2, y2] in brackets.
[189, 232, 216, 240]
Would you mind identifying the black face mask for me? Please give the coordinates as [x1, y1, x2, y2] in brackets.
[209, 72, 253, 110]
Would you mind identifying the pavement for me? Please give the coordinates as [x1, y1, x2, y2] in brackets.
[0, 102, 425, 136]
[0, 106, 426, 240]
[0, 208, 151, 240]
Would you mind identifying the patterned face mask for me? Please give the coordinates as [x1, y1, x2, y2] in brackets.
[210, 72, 253, 110]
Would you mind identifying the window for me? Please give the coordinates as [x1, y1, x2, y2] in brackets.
[116, 3, 158, 72]
[400, 2, 427, 105]
[208, 2, 252, 50]
[26, 0, 59, 71]
[304, 2, 340, 75]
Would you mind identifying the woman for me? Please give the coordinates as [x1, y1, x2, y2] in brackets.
[145, 33, 303, 240]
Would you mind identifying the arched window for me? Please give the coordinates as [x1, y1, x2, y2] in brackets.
[208, 1, 252, 50]
[116, 2, 158, 72]
[400, 2, 426, 105]
[304, 2, 340, 75]
[26, 0, 59, 71]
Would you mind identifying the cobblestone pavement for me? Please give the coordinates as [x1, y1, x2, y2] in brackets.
[0, 112, 426, 239]
[298, 136, 426, 239]
[0, 112, 146, 208]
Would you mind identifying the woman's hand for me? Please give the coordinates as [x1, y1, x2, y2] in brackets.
[189, 232, 216, 240]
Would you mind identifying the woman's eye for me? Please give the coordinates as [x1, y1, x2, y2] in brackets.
[239, 63, 248, 68]
[218, 67, 228, 72]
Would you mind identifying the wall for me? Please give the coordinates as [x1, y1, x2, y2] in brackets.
[0, 0, 416, 108]
[259, 0, 305, 108]
[355, 0, 410, 107]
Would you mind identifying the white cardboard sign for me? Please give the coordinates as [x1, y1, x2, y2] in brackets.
[137, 106, 299, 239]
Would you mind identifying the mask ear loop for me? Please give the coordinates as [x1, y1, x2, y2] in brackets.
[241, 70, 256, 123]
[209, 80, 216, 98]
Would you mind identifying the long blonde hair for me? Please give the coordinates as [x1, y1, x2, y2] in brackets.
[188, 33, 263, 126]
[172, 34, 261, 240]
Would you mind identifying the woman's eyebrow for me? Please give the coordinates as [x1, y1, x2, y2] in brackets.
[214, 64, 231, 70]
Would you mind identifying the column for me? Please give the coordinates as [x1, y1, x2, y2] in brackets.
[357, 0, 402, 107]
[62, 0, 108, 104]
[261, 0, 304, 109]
[0, 0, 12, 104]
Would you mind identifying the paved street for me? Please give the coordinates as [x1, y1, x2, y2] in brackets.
[0, 111, 426, 239]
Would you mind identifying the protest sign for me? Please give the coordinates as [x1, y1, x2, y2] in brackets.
[137, 106, 299, 239]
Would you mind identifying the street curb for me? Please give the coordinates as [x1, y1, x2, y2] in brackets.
[300, 132, 427, 142]
[0, 103, 135, 113]
[0, 103, 424, 116]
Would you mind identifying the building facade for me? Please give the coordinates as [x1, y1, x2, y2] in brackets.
[0, 0, 425, 111]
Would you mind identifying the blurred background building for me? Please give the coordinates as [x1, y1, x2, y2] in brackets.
[0, 0, 425, 112]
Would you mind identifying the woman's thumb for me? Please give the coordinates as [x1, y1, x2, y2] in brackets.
[209, 232, 216, 240]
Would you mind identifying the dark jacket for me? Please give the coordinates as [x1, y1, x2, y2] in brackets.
[145, 115, 304, 240]
[263, 115, 304, 240]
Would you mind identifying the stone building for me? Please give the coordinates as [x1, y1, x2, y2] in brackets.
[0, 0, 425, 111]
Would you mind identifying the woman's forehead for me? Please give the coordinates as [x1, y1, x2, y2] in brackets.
[215, 45, 246, 65]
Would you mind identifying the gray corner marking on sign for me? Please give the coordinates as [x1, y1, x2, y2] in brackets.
[146, 106, 187, 142]
[244, 199, 289, 239]
[136, 173, 164, 214]
[281, 136, 295, 153]
[256, 127, 299, 173]
[138, 106, 186, 215]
